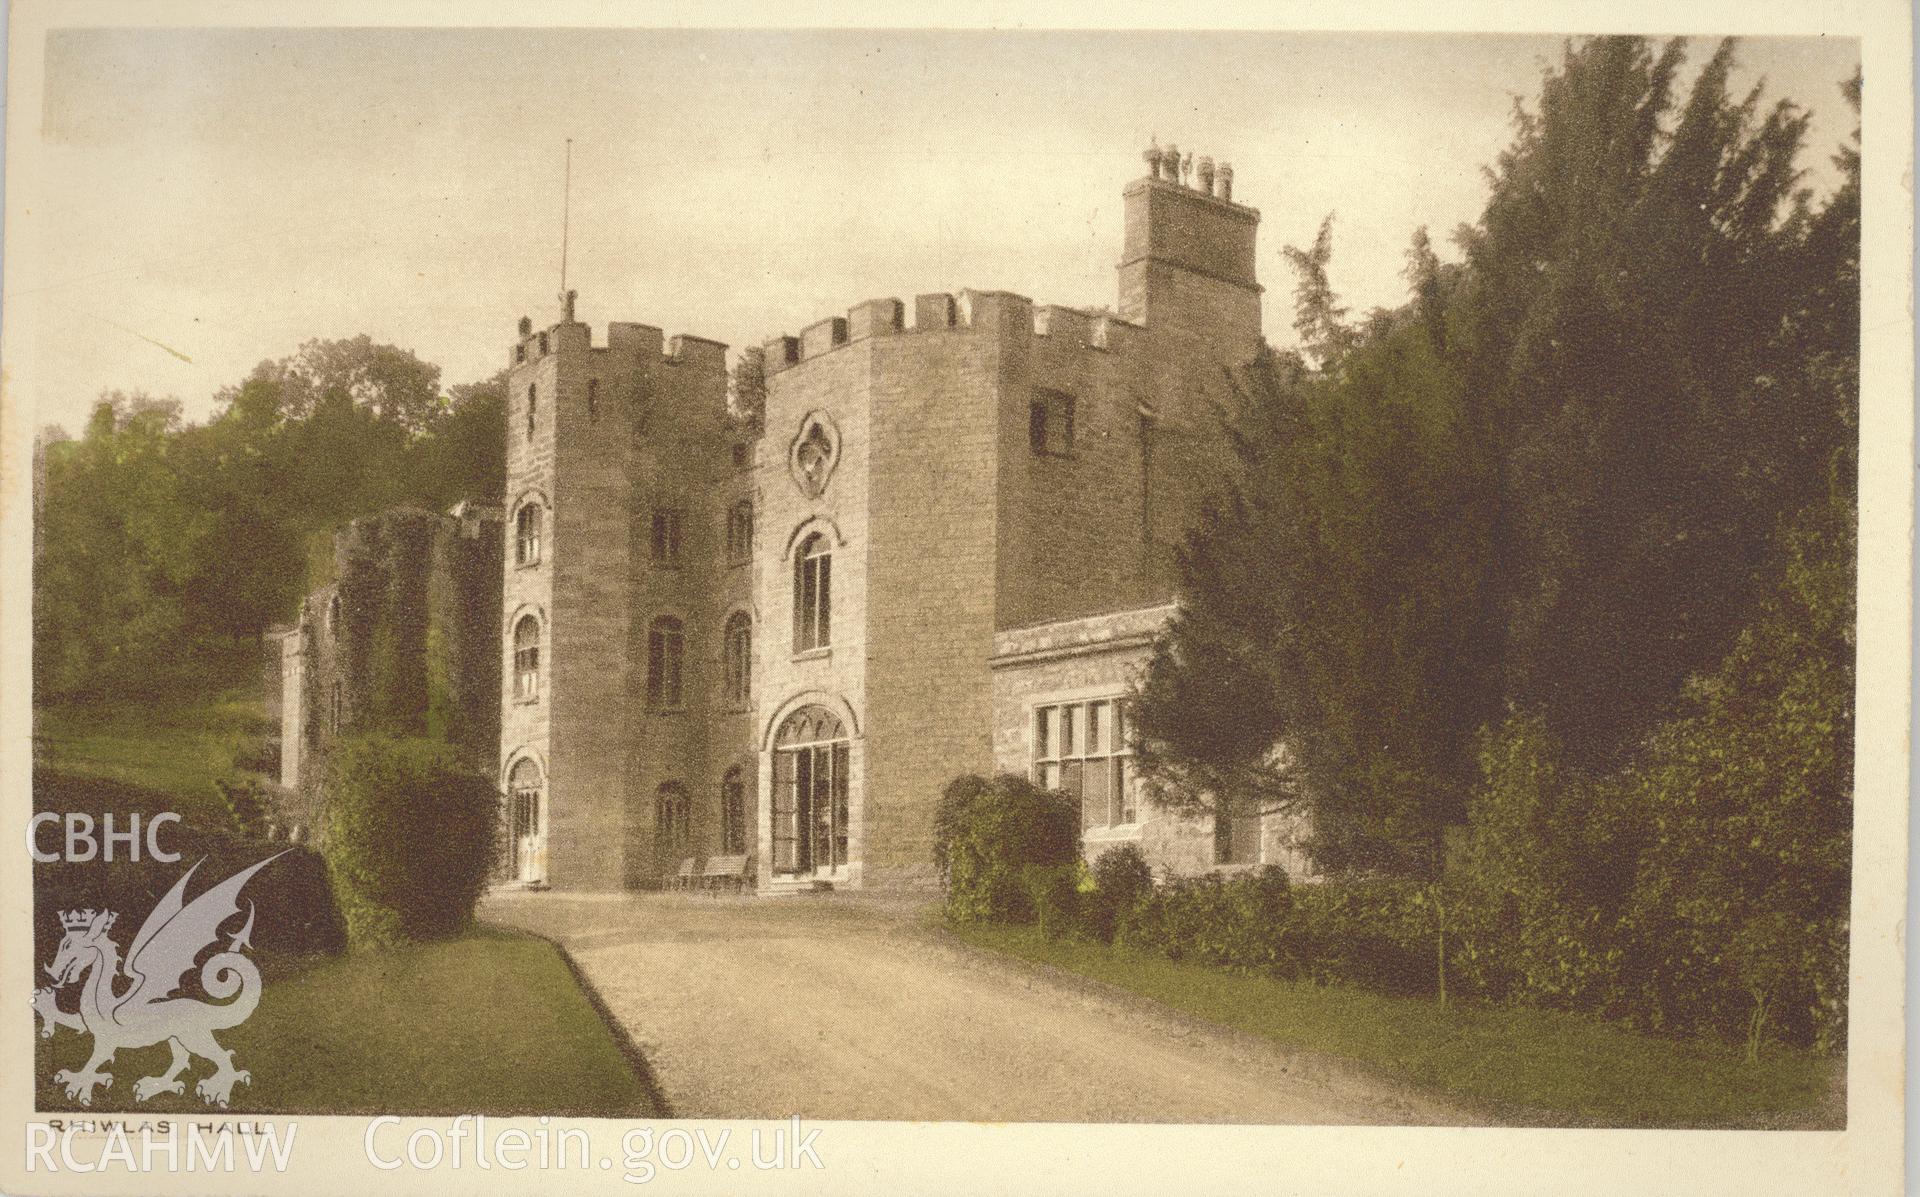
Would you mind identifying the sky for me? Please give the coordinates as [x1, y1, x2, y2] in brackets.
[19, 28, 1862, 432]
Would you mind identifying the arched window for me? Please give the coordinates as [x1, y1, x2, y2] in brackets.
[507, 758, 545, 884]
[726, 500, 754, 565]
[655, 782, 691, 851]
[793, 533, 831, 652]
[513, 615, 541, 701]
[647, 616, 685, 709]
[770, 706, 849, 876]
[515, 502, 542, 566]
[650, 507, 683, 566]
[720, 767, 747, 855]
[723, 612, 752, 708]
[526, 384, 537, 441]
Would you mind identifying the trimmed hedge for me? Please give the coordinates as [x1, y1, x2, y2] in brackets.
[934, 773, 1078, 925]
[320, 735, 499, 948]
[1122, 866, 1295, 975]
[1085, 843, 1154, 944]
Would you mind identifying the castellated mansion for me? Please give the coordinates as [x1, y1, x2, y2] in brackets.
[279, 150, 1311, 893]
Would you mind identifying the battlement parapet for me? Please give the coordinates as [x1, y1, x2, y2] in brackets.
[1031, 305, 1147, 356]
[915, 293, 956, 331]
[508, 315, 728, 374]
[606, 321, 664, 360]
[761, 288, 1154, 375]
[847, 298, 904, 341]
[799, 316, 848, 361]
[668, 333, 729, 372]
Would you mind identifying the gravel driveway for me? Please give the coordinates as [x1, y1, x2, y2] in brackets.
[483, 891, 1480, 1125]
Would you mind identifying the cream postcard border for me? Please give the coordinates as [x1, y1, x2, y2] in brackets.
[0, 2, 1907, 1194]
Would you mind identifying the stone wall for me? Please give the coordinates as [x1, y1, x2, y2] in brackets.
[989, 604, 1313, 880]
[754, 325, 875, 889]
[275, 504, 503, 840]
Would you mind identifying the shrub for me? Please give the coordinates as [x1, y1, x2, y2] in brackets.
[33, 767, 345, 964]
[232, 734, 281, 778]
[1123, 866, 1293, 975]
[1025, 864, 1083, 941]
[1085, 843, 1154, 944]
[320, 735, 499, 948]
[936, 772, 1078, 925]
[215, 776, 270, 837]
[1287, 874, 1434, 996]
[930, 773, 990, 886]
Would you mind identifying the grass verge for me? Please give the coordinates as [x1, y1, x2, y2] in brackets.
[35, 929, 661, 1117]
[33, 692, 273, 821]
[949, 921, 1842, 1129]
[33, 696, 662, 1118]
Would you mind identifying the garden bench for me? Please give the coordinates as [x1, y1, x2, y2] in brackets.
[670, 856, 701, 892]
[697, 853, 752, 894]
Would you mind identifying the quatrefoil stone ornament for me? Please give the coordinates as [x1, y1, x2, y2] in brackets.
[788, 413, 840, 499]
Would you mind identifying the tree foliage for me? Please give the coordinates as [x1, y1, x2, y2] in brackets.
[1134, 249, 1500, 874]
[1135, 37, 1858, 887]
[35, 340, 507, 703]
[1462, 37, 1842, 767]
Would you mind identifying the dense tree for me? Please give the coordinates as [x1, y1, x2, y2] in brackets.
[1459, 37, 1834, 767]
[406, 372, 508, 509]
[729, 344, 767, 430]
[224, 334, 446, 433]
[1134, 36, 1858, 882]
[36, 340, 507, 704]
[1134, 229, 1500, 875]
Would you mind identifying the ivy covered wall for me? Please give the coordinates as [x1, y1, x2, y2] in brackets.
[286, 505, 502, 823]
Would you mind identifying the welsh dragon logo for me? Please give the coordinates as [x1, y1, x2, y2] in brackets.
[33, 853, 285, 1108]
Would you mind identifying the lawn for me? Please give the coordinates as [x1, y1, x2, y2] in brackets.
[33, 695, 665, 1119]
[950, 922, 1844, 1129]
[34, 929, 663, 1117]
[34, 692, 274, 822]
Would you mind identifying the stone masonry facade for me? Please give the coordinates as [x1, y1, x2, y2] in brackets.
[497, 148, 1295, 892]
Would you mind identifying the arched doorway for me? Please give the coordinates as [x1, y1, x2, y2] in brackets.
[653, 781, 692, 875]
[506, 757, 546, 885]
[771, 706, 849, 878]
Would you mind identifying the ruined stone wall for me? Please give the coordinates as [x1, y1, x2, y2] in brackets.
[277, 505, 503, 838]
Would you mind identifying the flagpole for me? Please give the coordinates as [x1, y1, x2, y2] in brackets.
[559, 138, 573, 310]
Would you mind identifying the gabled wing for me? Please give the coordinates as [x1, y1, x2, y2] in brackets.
[120, 851, 287, 1011]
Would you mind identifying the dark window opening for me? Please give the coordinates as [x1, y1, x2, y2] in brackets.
[726, 501, 753, 565]
[650, 508, 683, 566]
[793, 533, 831, 652]
[1029, 389, 1075, 456]
[647, 616, 685, 709]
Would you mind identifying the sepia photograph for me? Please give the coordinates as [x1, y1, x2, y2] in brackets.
[1, 6, 1908, 1194]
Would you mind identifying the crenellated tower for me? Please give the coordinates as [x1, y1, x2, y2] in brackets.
[498, 291, 748, 890]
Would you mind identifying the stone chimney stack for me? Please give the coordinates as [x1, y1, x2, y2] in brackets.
[1116, 142, 1262, 357]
